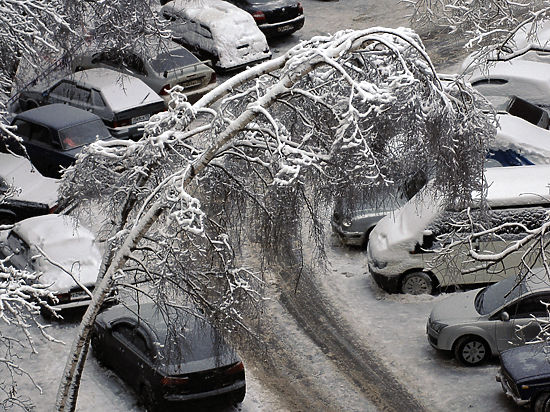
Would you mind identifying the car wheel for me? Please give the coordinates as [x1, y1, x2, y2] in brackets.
[454, 336, 489, 366]
[140, 383, 158, 412]
[91, 333, 106, 365]
[401, 272, 432, 295]
[534, 392, 550, 412]
[231, 386, 246, 404]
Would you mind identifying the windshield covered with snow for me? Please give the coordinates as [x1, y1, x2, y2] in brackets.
[58, 120, 110, 150]
[474, 276, 527, 315]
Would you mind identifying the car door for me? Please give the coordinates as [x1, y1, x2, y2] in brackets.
[109, 322, 154, 390]
[494, 292, 550, 351]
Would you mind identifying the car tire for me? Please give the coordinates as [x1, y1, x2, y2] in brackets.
[401, 272, 432, 295]
[534, 392, 550, 412]
[454, 335, 490, 366]
[140, 383, 158, 412]
[231, 386, 246, 404]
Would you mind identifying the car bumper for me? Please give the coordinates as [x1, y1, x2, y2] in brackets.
[259, 15, 305, 37]
[164, 82, 218, 105]
[163, 380, 245, 402]
[496, 372, 530, 407]
[109, 124, 144, 140]
[368, 265, 401, 293]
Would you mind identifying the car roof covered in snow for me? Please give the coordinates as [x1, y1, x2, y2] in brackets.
[71, 69, 163, 112]
[0, 153, 59, 207]
[13, 103, 104, 131]
[163, 0, 254, 27]
[13, 214, 101, 290]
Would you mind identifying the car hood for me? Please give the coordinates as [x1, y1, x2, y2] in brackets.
[501, 342, 550, 382]
[429, 288, 482, 323]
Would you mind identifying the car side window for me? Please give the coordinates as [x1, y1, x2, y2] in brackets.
[30, 124, 53, 145]
[112, 323, 134, 342]
[93, 50, 122, 67]
[91, 90, 105, 107]
[12, 119, 32, 138]
[131, 330, 152, 358]
[122, 53, 147, 76]
[112, 323, 152, 359]
[507, 294, 550, 319]
[71, 86, 92, 104]
[50, 81, 75, 99]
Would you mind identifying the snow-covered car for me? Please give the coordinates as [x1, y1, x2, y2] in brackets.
[7, 104, 111, 178]
[71, 39, 217, 104]
[91, 302, 246, 411]
[466, 60, 550, 111]
[17, 68, 165, 139]
[427, 271, 550, 366]
[161, 0, 272, 71]
[496, 341, 550, 411]
[223, 0, 304, 38]
[0, 152, 59, 224]
[0, 214, 102, 310]
[367, 165, 550, 294]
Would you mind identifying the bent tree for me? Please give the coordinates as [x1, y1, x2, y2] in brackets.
[55, 27, 494, 410]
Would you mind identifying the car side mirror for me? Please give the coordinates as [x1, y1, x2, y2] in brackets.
[500, 311, 510, 322]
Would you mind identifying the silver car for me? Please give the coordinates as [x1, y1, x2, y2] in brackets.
[71, 39, 217, 104]
[427, 271, 550, 366]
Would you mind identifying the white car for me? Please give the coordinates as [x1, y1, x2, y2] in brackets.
[0, 153, 59, 224]
[466, 59, 550, 110]
[161, 0, 272, 71]
[0, 214, 102, 310]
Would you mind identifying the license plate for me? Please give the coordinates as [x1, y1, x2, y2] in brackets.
[277, 24, 293, 32]
[131, 114, 150, 124]
[183, 79, 202, 89]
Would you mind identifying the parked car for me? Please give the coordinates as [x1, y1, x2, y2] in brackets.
[222, 0, 304, 38]
[0, 214, 102, 310]
[71, 39, 217, 104]
[496, 341, 550, 411]
[161, 0, 272, 71]
[6, 104, 111, 178]
[91, 302, 246, 411]
[427, 271, 550, 366]
[333, 113, 550, 249]
[367, 164, 550, 294]
[0, 153, 59, 224]
[466, 60, 550, 111]
[17, 68, 165, 139]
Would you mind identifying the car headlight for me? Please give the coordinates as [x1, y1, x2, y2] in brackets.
[430, 321, 448, 334]
[342, 218, 352, 228]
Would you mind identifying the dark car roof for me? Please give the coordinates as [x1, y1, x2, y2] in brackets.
[501, 342, 550, 382]
[13, 104, 103, 130]
[97, 303, 239, 374]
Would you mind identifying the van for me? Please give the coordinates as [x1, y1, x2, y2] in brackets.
[367, 165, 550, 294]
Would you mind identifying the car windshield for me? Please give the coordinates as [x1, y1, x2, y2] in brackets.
[474, 276, 528, 315]
[486, 149, 535, 167]
[58, 120, 110, 150]
[149, 48, 200, 74]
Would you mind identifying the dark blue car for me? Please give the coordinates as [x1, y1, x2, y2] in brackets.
[7, 104, 111, 178]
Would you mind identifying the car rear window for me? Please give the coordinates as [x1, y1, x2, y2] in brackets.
[149, 48, 200, 73]
[58, 120, 110, 150]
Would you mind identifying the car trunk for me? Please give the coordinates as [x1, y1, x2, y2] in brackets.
[263, 3, 301, 23]
[110, 101, 166, 127]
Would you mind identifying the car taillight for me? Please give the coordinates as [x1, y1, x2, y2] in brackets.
[161, 376, 189, 386]
[208, 72, 216, 84]
[55, 293, 70, 303]
[298, 2, 303, 13]
[112, 119, 131, 128]
[252, 11, 265, 23]
[49, 205, 58, 214]
[225, 361, 244, 375]
[159, 84, 171, 96]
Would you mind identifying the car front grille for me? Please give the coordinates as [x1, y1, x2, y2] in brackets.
[502, 369, 520, 398]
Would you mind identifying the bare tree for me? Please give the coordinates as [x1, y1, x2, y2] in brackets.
[54, 27, 494, 410]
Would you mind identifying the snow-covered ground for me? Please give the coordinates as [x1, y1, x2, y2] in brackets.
[320, 237, 521, 412]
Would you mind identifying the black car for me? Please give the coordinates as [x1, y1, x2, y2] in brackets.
[7, 104, 111, 178]
[224, 0, 304, 38]
[497, 342, 550, 411]
[91, 303, 246, 411]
